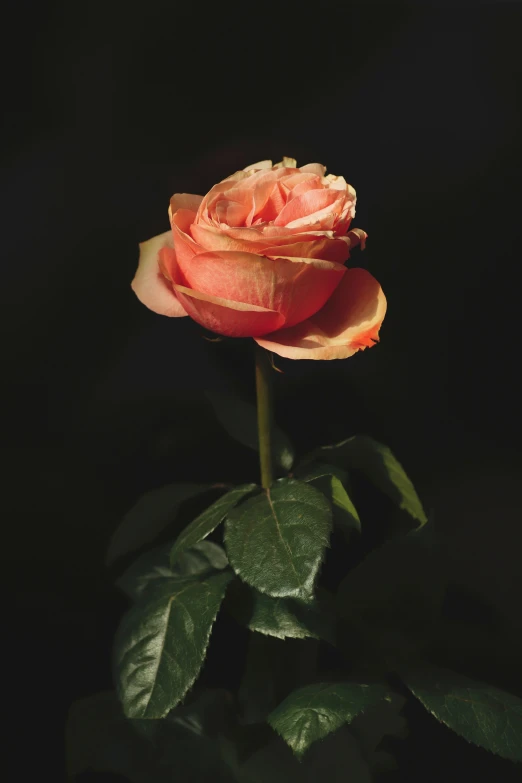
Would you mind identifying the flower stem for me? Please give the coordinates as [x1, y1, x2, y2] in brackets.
[255, 344, 273, 489]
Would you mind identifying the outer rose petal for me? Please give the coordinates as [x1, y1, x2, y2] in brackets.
[159, 245, 284, 337]
[173, 286, 285, 338]
[173, 249, 346, 329]
[255, 268, 386, 360]
[131, 231, 187, 317]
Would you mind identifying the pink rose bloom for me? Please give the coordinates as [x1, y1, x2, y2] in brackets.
[132, 157, 386, 359]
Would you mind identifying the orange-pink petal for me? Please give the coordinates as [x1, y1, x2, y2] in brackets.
[273, 187, 342, 227]
[286, 176, 323, 200]
[299, 163, 327, 177]
[173, 249, 345, 329]
[214, 198, 252, 226]
[169, 193, 203, 218]
[158, 245, 285, 337]
[243, 160, 273, 171]
[131, 231, 187, 317]
[262, 238, 349, 263]
[169, 208, 201, 271]
[190, 221, 350, 262]
[255, 268, 386, 360]
[273, 157, 297, 168]
[172, 285, 285, 337]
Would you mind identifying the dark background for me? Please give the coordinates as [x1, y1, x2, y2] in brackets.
[3, 0, 522, 780]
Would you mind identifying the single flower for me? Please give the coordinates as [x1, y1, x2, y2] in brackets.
[132, 157, 386, 360]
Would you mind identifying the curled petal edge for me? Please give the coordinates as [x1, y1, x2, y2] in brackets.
[131, 231, 187, 317]
[254, 267, 386, 360]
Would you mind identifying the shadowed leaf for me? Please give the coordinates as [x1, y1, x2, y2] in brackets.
[170, 484, 257, 567]
[314, 436, 427, 530]
[117, 540, 228, 600]
[107, 483, 213, 565]
[404, 666, 522, 762]
[268, 682, 388, 759]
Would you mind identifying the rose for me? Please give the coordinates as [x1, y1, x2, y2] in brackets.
[132, 157, 386, 360]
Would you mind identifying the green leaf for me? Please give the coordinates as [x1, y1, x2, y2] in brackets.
[106, 482, 213, 565]
[268, 682, 388, 759]
[295, 460, 349, 484]
[115, 570, 233, 718]
[117, 540, 228, 600]
[170, 484, 257, 567]
[206, 391, 294, 471]
[315, 435, 427, 529]
[297, 462, 361, 537]
[224, 479, 332, 601]
[404, 666, 522, 762]
[226, 581, 335, 643]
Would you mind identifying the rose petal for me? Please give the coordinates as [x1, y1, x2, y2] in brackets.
[169, 208, 201, 270]
[248, 179, 286, 225]
[169, 193, 203, 217]
[243, 160, 273, 171]
[214, 198, 252, 226]
[273, 157, 297, 168]
[193, 222, 359, 262]
[174, 249, 345, 329]
[299, 163, 327, 177]
[196, 171, 250, 223]
[263, 238, 349, 263]
[191, 226, 365, 263]
[172, 285, 285, 337]
[285, 175, 323, 199]
[159, 244, 284, 337]
[207, 169, 290, 227]
[158, 245, 284, 336]
[255, 268, 386, 360]
[343, 228, 368, 251]
[189, 222, 261, 253]
[131, 231, 187, 317]
[273, 187, 342, 227]
[203, 168, 293, 226]
[323, 174, 350, 191]
[158, 244, 188, 285]
[190, 222, 341, 257]
[191, 222, 316, 249]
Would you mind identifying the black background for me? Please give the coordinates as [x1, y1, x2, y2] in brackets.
[3, 0, 522, 780]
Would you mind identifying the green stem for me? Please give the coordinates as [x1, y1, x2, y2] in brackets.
[255, 345, 273, 489]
